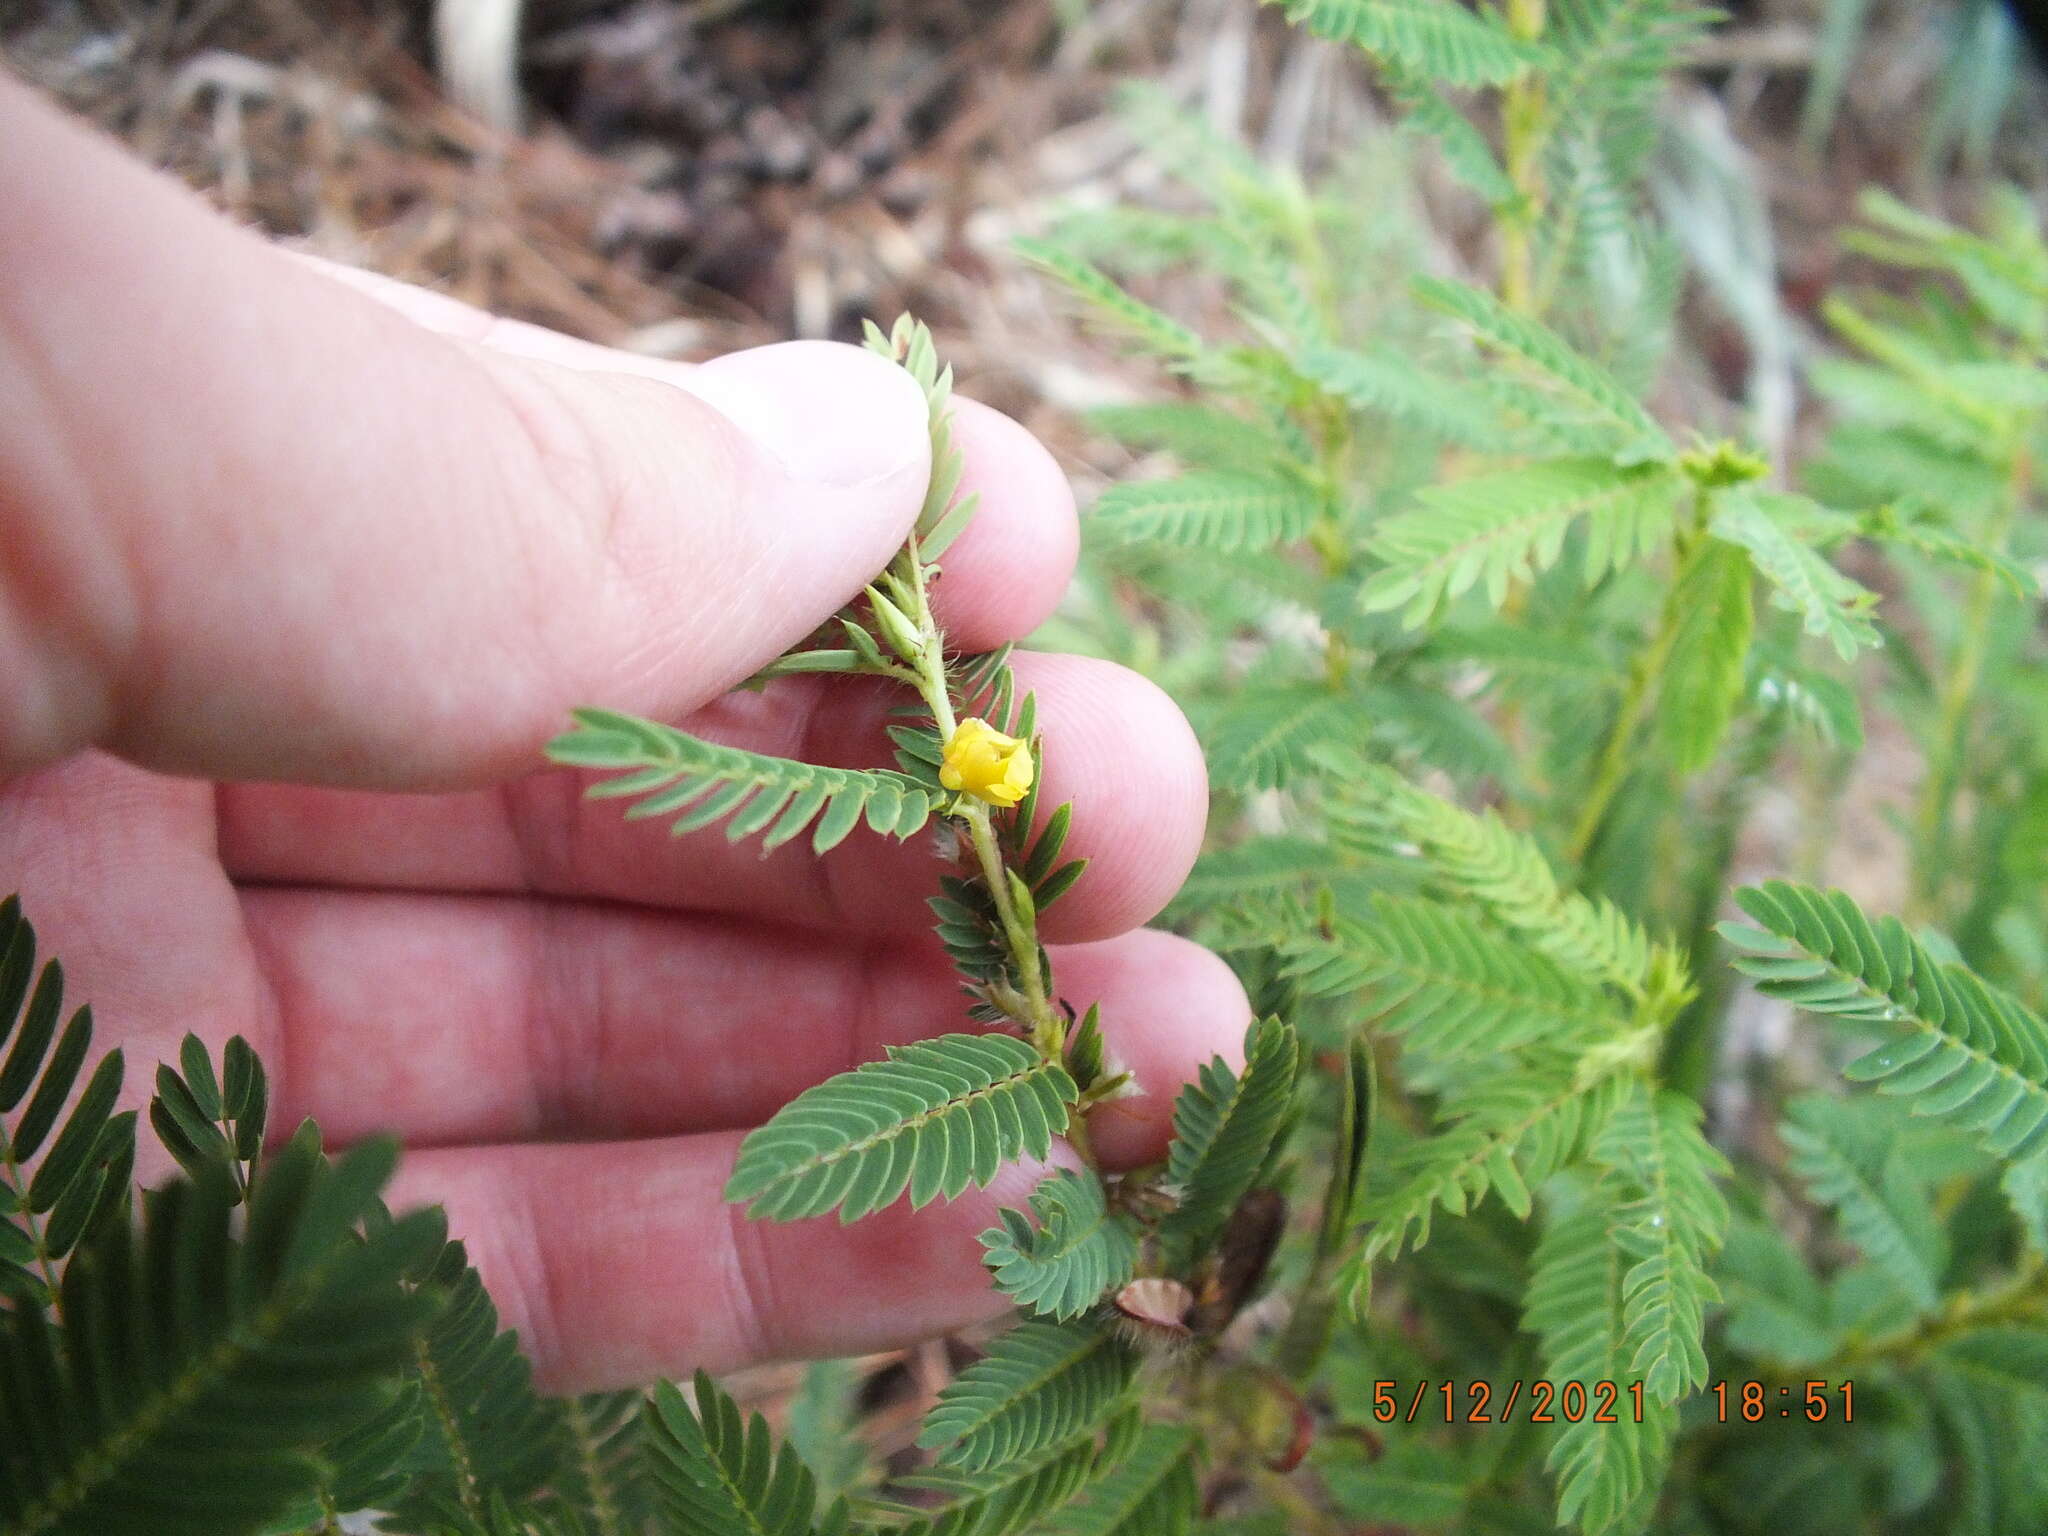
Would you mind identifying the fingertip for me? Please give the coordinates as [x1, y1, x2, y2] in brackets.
[1011, 653, 1208, 943]
[1049, 930, 1254, 1167]
[931, 399, 1080, 650]
[687, 340, 931, 491]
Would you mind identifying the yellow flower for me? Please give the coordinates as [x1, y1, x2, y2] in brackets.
[940, 718, 1035, 808]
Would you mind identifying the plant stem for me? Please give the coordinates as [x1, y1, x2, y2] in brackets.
[1566, 490, 1712, 867]
[1828, 1259, 2048, 1375]
[898, 541, 1092, 1164]
[1907, 443, 2032, 924]
[1661, 703, 1788, 1101]
[1499, 0, 1549, 316]
[0, 1144, 65, 1315]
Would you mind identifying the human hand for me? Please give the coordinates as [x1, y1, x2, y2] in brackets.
[0, 76, 1247, 1392]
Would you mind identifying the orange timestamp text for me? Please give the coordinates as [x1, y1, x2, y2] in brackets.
[1366, 1379, 1857, 1426]
[1368, 1380, 1649, 1425]
[1712, 1379, 1855, 1422]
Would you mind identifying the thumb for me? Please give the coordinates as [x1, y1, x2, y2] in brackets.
[0, 77, 931, 789]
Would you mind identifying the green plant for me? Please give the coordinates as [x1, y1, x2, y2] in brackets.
[0, 318, 1314, 1536]
[5, 4, 2048, 1533]
[1005, 1, 2048, 1530]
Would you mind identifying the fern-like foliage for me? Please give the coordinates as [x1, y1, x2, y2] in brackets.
[724, 1034, 1077, 1223]
[644, 1372, 847, 1536]
[1655, 538, 1755, 773]
[1157, 1018, 1301, 1261]
[0, 896, 134, 1311]
[916, 1319, 1138, 1474]
[888, 1434, 1104, 1536]
[382, 1224, 572, 1535]
[864, 314, 981, 560]
[1360, 458, 1683, 625]
[1085, 402, 1300, 474]
[547, 708, 937, 855]
[1587, 1084, 1729, 1400]
[980, 1171, 1139, 1323]
[1012, 241, 1211, 373]
[1257, 891, 1626, 1061]
[0, 1127, 441, 1536]
[148, 1031, 266, 1201]
[1358, 1064, 1629, 1261]
[1039, 1423, 1199, 1536]
[1292, 339, 1503, 445]
[1089, 473, 1323, 554]
[1197, 683, 1378, 792]
[1328, 761, 1665, 999]
[1524, 1182, 1677, 1535]
[1707, 490, 1880, 661]
[1273, 0, 1546, 88]
[1413, 276, 1673, 460]
[1722, 880, 2048, 1158]
[1780, 1093, 1948, 1313]
[1539, 0, 1716, 276]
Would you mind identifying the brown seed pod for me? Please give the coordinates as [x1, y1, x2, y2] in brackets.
[1188, 1188, 1288, 1337]
[1112, 1277, 1195, 1351]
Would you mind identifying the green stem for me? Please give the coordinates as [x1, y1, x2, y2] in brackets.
[1567, 495, 1713, 868]
[1907, 444, 2030, 923]
[1825, 1259, 2048, 1376]
[1309, 402, 1356, 688]
[0, 1143, 65, 1313]
[898, 541, 1092, 1166]
[563, 1395, 624, 1536]
[413, 1335, 485, 1527]
[1498, 0, 1549, 316]
[1660, 702, 1788, 1100]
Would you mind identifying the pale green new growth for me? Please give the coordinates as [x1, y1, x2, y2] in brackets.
[1275, 0, 1547, 87]
[1525, 1186, 1677, 1536]
[1360, 457, 1682, 624]
[1254, 890, 1625, 1060]
[1328, 760, 1665, 998]
[1412, 276, 1672, 459]
[1090, 472, 1323, 554]
[1708, 490, 1880, 661]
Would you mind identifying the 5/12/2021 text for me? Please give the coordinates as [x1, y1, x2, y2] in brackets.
[1369, 1381, 1857, 1425]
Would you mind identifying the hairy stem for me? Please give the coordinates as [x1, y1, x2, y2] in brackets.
[413, 1335, 485, 1527]
[563, 1395, 624, 1536]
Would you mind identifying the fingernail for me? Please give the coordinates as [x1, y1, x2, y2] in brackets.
[684, 340, 929, 488]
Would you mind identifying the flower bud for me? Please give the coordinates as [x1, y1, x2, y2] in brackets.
[939, 718, 1035, 808]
